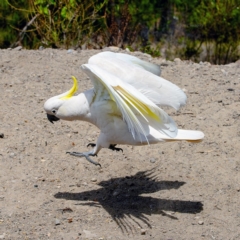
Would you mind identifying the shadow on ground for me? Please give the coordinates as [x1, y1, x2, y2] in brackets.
[54, 169, 203, 232]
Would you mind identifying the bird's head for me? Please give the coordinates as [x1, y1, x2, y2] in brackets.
[44, 76, 79, 123]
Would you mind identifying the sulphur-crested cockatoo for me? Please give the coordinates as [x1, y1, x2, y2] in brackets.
[44, 51, 204, 166]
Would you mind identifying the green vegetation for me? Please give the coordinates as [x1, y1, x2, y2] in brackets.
[175, 0, 240, 64]
[1, 0, 240, 64]
[27, 0, 108, 48]
[0, 1, 30, 47]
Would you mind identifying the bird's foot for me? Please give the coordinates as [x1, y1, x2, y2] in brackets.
[87, 143, 96, 148]
[66, 151, 101, 167]
[109, 144, 123, 152]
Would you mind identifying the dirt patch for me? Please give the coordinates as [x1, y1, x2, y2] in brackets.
[0, 48, 239, 239]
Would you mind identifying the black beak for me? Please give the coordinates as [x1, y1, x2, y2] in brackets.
[47, 114, 60, 124]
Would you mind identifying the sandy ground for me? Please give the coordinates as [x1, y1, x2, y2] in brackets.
[0, 47, 239, 240]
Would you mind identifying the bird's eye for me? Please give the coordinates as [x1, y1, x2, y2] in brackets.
[52, 109, 56, 114]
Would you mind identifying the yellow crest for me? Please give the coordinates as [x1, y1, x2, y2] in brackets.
[60, 76, 78, 100]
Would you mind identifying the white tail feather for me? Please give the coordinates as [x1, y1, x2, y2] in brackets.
[147, 127, 204, 143]
[163, 129, 204, 141]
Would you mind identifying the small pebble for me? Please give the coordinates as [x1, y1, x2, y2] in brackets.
[113, 189, 121, 196]
[14, 46, 22, 51]
[9, 153, 15, 158]
[143, 53, 152, 58]
[150, 158, 156, 163]
[198, 220, 204, 225]
[0, 233, 6, 239]
[140, 229, 147, 235]
[55, 218, 61, 225]
[108, 46, 120, 51]
[34, 184, 38, 188]
[91, 178, 97, 182]
[174, 58, 181, 64]
[103, 46, 119, 52]
[67, 49, 75, 54]
[0, 133, 4, 138]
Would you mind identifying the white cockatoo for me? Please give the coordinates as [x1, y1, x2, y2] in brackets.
[44, 51, 204, 166]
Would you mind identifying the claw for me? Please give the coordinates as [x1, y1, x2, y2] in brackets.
[109, 144, 123, 152]
[66, 151, 101, 167]
[87, 143, 96, 148]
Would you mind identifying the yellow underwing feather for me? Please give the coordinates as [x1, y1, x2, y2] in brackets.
[114, 85, 161, 122]
[116, 89, 148, 122]
[112, 88, 149, 143]
[60, 76, 78, 100]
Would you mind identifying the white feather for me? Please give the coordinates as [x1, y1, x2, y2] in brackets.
[89, 52, 187, 110]
[147, 127, 204, 142]
[97, 51, 161, 76]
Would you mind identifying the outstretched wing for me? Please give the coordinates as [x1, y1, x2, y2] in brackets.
[89, 52, 187, 110]
[81, 64, 177, 143]
[94, 51, 161, 76]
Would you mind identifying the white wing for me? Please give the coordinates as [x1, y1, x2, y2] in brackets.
[81, 64, 178, 143]
[97, 51, 161, 76]
[89, 52, 187, 110]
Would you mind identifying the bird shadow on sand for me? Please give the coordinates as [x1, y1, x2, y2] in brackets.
[54, 169, 203, 233]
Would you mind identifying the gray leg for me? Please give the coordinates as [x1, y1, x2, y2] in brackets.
[87, 143, 123, 152]
[66, 151, 101, 167]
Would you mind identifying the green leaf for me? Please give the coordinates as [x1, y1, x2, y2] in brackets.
[52, 31, 58, 42]
[61, 6, 67, 18]
[49, 0, 56, 5]
[43, 6, 49, 15]
[70, 0, 75, 8]
[34, 0, 45, 5]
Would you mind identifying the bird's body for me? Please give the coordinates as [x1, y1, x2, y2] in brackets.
[44, 52, 204, 166]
